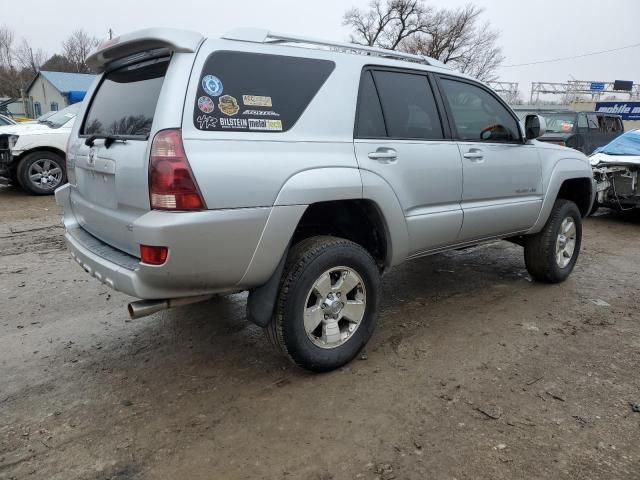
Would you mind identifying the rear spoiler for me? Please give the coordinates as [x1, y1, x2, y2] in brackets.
[87, 28, 204, 72]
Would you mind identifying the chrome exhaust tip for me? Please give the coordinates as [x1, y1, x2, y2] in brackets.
[127, 295, 214, 320]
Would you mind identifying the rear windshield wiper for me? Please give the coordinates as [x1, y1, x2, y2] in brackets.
[84, 134, 129, 149]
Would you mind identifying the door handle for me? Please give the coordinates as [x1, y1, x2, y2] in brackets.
[368, 148, 397, 162]
[463, 149, 484, 162]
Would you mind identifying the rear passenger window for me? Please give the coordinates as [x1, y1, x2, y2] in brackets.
[440, 78, 520, 142]
[193, 51, 334, 133]
[372, 71, 443, 140]
[356, 71, 386, 138]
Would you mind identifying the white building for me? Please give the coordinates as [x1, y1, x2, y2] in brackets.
[25, 71, 95, 118]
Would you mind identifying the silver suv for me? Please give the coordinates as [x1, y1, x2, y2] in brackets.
[56, 28, 595, 372]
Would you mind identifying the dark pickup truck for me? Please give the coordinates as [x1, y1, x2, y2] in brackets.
[536, 111, 624, 155]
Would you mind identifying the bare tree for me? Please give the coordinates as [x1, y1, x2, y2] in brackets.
[0, 24, 15, 68]
[344, 0, 433, 50]
[344, 1, 504, 81]
[15, 39, 47, 75]
[62, 29, 99, 73]
[0, 24, 22, 97]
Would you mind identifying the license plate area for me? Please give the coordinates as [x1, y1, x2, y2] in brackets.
[76, 168, 118, 209]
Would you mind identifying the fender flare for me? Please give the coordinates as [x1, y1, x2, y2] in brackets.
[528, 158, 594, 234]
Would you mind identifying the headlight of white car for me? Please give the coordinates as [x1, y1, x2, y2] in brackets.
[8, 135, 19, 150]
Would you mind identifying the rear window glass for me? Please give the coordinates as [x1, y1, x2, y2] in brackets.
[82, 57, 169, 138]
[193, 51, 335, 133]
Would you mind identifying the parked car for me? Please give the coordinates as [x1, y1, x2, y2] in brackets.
[56, 28, 595, 372]
[537, 111, 624, 155]
[591, 129, 640, 213]
[0, 103, 80, 194]
[0, 114, 16, 126]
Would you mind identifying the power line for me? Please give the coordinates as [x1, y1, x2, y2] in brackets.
[502, 42, 640, 68]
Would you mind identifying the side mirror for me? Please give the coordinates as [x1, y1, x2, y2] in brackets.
[524, 114, 546, 140]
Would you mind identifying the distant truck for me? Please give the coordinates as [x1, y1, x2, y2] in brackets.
[536, 111, 624, 155]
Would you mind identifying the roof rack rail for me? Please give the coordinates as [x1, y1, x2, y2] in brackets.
[222, 28, 450, 69]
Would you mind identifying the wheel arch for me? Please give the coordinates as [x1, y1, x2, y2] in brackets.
[16, 146, 66, 163]
[528, 158, 595, 234]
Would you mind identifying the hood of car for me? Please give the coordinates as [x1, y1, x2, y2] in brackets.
[590, 151, 640, 166]
[0, 122, 71, 136]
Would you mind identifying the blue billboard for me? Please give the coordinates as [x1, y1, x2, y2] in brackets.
[590, 82, 605, 91]
[595, 102, 640, 121]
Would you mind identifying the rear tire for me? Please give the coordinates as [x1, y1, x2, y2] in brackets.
[267, 236, 380, 372]
[17, 151, 66, 195]
[524, 199, 582, 283]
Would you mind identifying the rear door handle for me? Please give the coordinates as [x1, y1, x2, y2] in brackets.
[368, 148, 398, 162]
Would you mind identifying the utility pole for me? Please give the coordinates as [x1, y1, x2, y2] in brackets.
[109, 28, 113, 40]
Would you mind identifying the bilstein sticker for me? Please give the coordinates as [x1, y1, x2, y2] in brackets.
[197, 96, 215, 114]
[202, 75, 223, 97]
[220, 118, 248, 129]
[248, 119, 283, 131]
[242, 109, 280, 117]
[218, 95, 240, 116]
[243, 95, 272, 107]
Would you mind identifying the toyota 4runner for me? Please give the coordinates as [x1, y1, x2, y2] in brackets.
[56, 28, 595, 372]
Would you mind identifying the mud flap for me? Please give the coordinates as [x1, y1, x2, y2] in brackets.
[246, 247, 288, 328]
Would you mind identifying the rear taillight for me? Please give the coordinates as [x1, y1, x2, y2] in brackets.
[65, 136, 76, 185]
[140, 245, 169, 265]
[149, 129, 205, 210]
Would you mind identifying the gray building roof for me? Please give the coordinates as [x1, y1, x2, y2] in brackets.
[27, 71, 96, 95]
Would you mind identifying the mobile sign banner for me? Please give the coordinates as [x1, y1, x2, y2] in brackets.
[595, 102, 640, 121]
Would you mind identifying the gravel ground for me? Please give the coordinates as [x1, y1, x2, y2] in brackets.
[1, 184, 639, 480]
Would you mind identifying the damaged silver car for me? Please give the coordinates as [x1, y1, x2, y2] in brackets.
[591, 130, 640, 213]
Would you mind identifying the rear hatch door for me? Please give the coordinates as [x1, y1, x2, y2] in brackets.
[70, 39, 201, 257]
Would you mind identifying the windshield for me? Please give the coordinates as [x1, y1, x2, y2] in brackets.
[43, 103, 81, 129]
[37, 111, 56, 122]
[542, 113, 577, 133]
[596, 130, 640, 156]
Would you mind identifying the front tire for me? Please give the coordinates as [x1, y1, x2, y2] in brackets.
[524, 199, 582, 283]
[267, 236, 380, 372]
[17, 151, 66, 195]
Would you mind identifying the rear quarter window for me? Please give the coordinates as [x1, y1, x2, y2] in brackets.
[193, 51, 334, 133]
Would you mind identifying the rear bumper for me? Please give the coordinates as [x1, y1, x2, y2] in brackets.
[55, 184, 275, 299]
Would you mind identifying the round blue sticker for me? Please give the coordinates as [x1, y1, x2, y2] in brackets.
[202, 75, 223, 97]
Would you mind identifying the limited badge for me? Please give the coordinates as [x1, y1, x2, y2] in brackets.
[197, 96, 215, 114]
[202, 75, 223, 97]
[218, 95, 240, 116]
[243, 95, 272, 107]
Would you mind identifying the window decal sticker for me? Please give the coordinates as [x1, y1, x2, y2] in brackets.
[218, 95, 240, 116]
[242, 109, 280, 117]
[197, 96, 215, 114]
[202, 75, 223, 97]
[243, 95, 273, 107]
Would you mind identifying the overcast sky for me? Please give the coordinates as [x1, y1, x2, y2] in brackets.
[3, 0, 639, 100]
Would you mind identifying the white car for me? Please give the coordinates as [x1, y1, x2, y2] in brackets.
[591, 129, 640, 213]
[0, 103, 80, 194]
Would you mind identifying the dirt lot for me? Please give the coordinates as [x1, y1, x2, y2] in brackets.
[1, 184, 639, 480]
